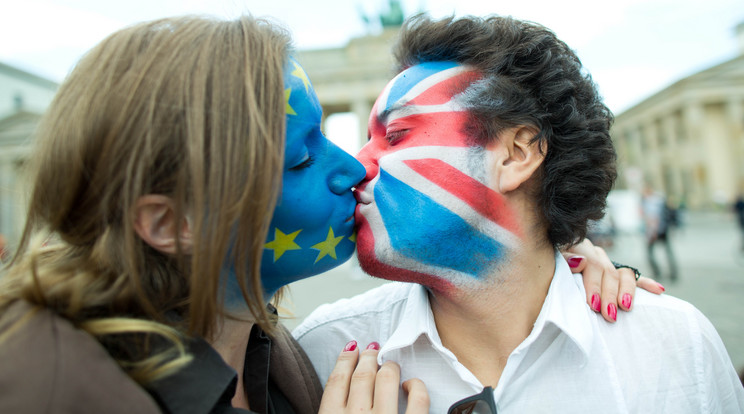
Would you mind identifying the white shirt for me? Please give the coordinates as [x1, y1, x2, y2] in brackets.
[293, 255, 744, 413]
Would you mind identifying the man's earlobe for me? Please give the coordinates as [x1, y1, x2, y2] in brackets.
[133, 195, 193, 255]
[497, 126, 545, 193]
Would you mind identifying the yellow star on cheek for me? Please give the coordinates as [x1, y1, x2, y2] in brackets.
[285, 87, 297, 116]
[348, 232, 356, 243]
[311, 227, 344, 263]
[291, 61, 311, 93]
[264, 228, 302, 262]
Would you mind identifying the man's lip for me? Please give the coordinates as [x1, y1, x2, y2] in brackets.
[353, 185, 372, 204]
[355, 192, 372, 205]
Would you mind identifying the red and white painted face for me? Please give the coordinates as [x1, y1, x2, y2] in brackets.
[355, 61, 522, 293]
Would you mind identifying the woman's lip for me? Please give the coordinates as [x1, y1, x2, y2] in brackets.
[354, 204, 365, 222]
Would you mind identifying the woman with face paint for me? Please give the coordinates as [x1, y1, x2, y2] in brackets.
[0, 15, 427, 414]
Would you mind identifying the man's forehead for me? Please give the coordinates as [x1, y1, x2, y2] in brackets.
[375, 61, 477, 120]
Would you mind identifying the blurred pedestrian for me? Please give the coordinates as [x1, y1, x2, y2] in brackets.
[734, 193, 744, 251]
[641, 184, 679, 281]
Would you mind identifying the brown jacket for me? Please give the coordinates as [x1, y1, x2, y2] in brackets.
[0, 301, 323, 414]
[0, 301, 161, 413]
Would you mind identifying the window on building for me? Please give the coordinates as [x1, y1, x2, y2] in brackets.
[13, 93, 23, 111]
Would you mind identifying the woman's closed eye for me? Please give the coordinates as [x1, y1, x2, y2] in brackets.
[290, 155, 315, 171]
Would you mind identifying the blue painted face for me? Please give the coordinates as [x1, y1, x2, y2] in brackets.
[257, 59, 366, 298]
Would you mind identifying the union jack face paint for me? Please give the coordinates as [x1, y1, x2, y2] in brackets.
[355, 62, 522, 292]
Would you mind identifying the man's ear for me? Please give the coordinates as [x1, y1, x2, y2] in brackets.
[494, 126, 546, 193]
[133, 195, 193, 255]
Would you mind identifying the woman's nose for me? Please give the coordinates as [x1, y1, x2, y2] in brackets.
[327, 142, 366, 195]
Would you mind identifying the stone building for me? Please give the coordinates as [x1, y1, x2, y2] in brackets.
[301, 20, 744, 211]
[611, 25, 744, 208]
[0, 62, 58, 248]
[2, 15, 742, 254]
[295, 26, 401, 151]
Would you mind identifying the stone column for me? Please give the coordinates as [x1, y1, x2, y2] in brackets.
[682, 104, 705, 207]
[640, 119, 663, 190]
[725, 98, 744, 190]
[661, 114, 683, 203]
[352, 99, 372, 151]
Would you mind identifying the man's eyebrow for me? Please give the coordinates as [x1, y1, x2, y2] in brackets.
[379, 101, 414, 123]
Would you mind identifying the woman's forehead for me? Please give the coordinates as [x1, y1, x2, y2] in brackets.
[284, 59, 321, 126]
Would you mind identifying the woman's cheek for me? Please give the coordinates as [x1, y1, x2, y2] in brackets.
[277, 175, 332, 226]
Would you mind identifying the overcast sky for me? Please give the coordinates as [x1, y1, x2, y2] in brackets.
[2, 0, 743, 115]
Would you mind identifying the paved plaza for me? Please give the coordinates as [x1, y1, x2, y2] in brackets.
[282, 210, 744, 374]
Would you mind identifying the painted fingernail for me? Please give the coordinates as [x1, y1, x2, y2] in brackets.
[591, 293, 601, 312]
[567, 256, 584, 268]
[608, 303, 617, 321]
[366, 342, 380, 350]
[656, 282, 666, 292]
[621, 293, 632, 310]
[344, 340, 357, 352]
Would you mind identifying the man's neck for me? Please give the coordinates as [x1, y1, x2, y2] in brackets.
[428, 243, 556, 388]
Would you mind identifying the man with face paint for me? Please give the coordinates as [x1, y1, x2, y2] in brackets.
[294, 15, 744, 413]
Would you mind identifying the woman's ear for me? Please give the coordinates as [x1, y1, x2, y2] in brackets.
[494, 126, 546, 193]
[133, 195, 193, 255]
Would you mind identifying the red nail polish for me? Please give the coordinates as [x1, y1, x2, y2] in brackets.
[591, 294, 601, 312]
[366, 342, 380, 350]
[608, 303, 617, 321]
[622, 293, 632, 309]
[344, 340, 357, 352]
[656, 282, 666, 292]
[567, 256, 584, 268]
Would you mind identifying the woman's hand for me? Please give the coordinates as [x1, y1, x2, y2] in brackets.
[319, 340, 429, 414]
[563, 239, 665, 323]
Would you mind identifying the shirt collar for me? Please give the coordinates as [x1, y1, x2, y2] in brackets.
[378, 283, 460, 364]
[377, 251, 593, 366]
[530, 251, 594, 363]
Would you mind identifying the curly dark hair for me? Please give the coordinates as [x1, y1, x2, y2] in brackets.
[393, 14, 617, 247]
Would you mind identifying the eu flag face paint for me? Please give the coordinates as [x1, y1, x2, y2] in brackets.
[258, 59, 366, 298]
[355, 62, 522, 292]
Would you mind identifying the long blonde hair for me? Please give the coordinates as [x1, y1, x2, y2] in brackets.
[0, 15, 290, 383]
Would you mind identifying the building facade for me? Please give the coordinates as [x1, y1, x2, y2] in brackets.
[295, 27, 400, 150]
[611, 53, 744, 209]
[2, 20, 742, 253]
[0, 62, 58, 247]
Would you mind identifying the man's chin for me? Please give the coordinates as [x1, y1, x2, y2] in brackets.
[356, 247, 456, 293]
[357, 251, 398, 281]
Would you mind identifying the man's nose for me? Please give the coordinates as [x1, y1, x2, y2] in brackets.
[355, 142, 380, 184]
